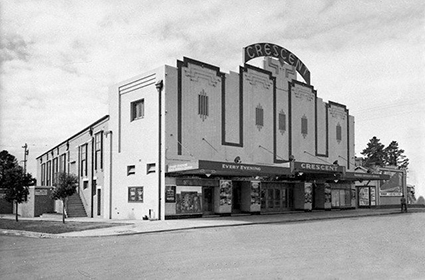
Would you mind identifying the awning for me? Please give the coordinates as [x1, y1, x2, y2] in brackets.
[167, 160, 291, 177]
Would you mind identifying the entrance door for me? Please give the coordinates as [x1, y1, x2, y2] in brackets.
[261, 183, 288, 212]
[232, 182, 241, 213]
[202, 187, 214, 214]
[97, 189, 101, 216]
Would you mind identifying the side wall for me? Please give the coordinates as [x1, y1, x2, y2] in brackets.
[109, 67, 166, 220]
[37, 117, 109, 218]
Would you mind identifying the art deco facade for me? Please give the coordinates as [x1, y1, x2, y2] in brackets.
[36, 43, 389, 220]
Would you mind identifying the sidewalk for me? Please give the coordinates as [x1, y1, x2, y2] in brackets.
[1, 208, 424, 239]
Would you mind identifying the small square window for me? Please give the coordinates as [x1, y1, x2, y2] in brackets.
[147, 163, 156, 174]
[131, 99, 144, 121]
[127, 165, 136, 175]
[83, 180, 88, 189]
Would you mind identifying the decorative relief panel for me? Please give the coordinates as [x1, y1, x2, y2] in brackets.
[293, 84, 314, 102]
[245, 72, 272, 89]
[329, 106, 346, 120]
[266, 57, 285, 75]
[266, 57, 296, 79]
[285, 67, 296, 79]
[184, 66, 220, 87]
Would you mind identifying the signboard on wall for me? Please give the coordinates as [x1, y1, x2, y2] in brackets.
[35, 189, 48, 196]
[165, 186, 176, 203]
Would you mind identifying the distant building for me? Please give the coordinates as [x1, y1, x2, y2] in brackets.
[35, 43, 389, 220]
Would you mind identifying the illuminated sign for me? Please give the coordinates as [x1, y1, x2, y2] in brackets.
[295, 161, 344, 173]
[243, 43, 311, 84]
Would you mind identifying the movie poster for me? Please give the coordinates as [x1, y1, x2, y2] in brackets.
[304, 183, 312, 204]
[165, 185, 176, 203]
[219, 180, 232, 205]
[176, 191, 202, 214]
[324, 183, 331, 204]
[251, 181, 261, 205]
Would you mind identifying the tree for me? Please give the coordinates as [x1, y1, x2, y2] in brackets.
[360, 137, 409, 169]
[361, 137, 386, 167]
[51, 172, 78, 223]
[0, 150, 32, 222]
[384, 141, 409, 169]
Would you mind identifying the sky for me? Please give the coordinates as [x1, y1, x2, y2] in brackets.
[1, 0, 424, 197]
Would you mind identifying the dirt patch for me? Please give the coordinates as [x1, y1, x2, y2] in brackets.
[0, 219, 125, 234]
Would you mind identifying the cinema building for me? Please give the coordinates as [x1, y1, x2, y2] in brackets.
[36, 43, 390, 220]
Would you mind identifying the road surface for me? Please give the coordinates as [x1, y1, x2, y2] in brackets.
[1, 213, 424, 279]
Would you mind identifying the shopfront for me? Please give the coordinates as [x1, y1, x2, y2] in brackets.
[165, 160, 292, 218]
[344, 171, 390, 208]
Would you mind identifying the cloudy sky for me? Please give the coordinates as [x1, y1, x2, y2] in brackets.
[1, 1, 424, 197]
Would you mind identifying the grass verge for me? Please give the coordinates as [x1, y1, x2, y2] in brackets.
[0, 219, 124, 234]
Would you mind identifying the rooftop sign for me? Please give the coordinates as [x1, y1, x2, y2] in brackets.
[243, 43, 311, 85]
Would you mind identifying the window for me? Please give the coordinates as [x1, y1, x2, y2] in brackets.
[59, 154, 66, 173]
[255, 104, 264, 129]
[80, 144, 88, 177]
[301, 115, 308, 138]
[46, 161, 51, 186]
[52, 157, 58, 185]
[95, 132, 103, 170]
[336, 123, 342, 143]
[131, 99, 144, 121]
[127, 165, 135, 175]
[83, 180, 88, 189]
[41, 163, 45, 186]
[198, 89, 209, 121]
[278, 111, 286, 133]
[147, 163, 156, 174]
[92, 179, 97, 196]
[128, 187, 143, 202]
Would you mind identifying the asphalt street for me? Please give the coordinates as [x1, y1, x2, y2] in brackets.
[1, 212, 424, 279]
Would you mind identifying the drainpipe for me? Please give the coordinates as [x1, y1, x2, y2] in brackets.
[106, 131, 113, 219]
[90, 128, 94, 218]
[156, 80, 164, 220]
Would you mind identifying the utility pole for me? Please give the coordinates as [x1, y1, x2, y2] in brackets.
[22, 143, 29, 174]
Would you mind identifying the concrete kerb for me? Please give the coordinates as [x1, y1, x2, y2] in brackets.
[1, 208, 423, 239]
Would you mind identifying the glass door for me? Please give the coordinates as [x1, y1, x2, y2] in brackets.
[202, 187, 214, 214]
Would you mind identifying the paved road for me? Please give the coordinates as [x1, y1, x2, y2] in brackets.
[1, 213, 424, 279]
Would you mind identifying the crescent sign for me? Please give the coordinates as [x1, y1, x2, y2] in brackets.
[243, 43, 311, 85]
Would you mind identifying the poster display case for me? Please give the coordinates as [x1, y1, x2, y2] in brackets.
[214, 180, 232, 214]
[249, 180, 261, 212]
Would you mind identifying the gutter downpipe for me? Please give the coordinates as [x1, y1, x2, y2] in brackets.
[106, 131, 113, 219]
[156, 80, 164, 220]
[90, 129, 95, 218]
